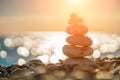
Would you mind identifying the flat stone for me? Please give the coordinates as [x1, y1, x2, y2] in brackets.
[66, 35, 93, 46]
[63, 58, 95, 67]
[66, 25, 88, 35]
[63, 45, 93, 58]
[73, 65, 95, 72]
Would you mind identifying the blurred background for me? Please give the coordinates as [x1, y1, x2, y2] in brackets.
[0, 0, 120, 66]
[0, 0, 120, 33]
[0, 32, 120, 66]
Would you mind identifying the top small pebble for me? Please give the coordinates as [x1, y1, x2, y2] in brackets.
[68, 13, 83, 25]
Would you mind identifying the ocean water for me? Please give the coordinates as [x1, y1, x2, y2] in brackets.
[0, 31, 120, 66]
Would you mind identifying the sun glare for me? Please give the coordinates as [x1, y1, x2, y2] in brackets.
[68, 0, 86, 6]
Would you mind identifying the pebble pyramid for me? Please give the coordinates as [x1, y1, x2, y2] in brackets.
[63, 13, 95, 71]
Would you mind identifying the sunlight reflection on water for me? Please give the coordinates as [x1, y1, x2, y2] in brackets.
[0, 31, 120, 66]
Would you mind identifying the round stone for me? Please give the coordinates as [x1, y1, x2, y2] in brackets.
[66, 35, 93, 46]
[68, 13, 84, 25]
[68, 18, 83, 25]
[63, 45, 93, 58]
[63, 58, 95, 67]
[66, 25, 88, 35]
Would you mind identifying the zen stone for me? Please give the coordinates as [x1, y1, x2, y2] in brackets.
[63, 58, 95, 67]
[66, 25, 88, 35]
[68, 13, 83, 25]
[66, 35, 93, 46]
[63, 45, 93, 58]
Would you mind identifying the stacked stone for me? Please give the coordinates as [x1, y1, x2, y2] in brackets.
[63, 13, 95, 71]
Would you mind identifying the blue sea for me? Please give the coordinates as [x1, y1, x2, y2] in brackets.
[0, 31, 120, 66]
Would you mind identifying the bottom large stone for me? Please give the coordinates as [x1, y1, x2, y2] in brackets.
[63, 45, 93, 58]
[63, 58, 96, 71]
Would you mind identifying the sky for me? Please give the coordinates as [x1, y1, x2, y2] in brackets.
[0, 0, 120, 33]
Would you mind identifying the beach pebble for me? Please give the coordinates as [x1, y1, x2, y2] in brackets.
[66, 35, 93, 46]
[70, 71, 90, 79]
[53, 70, 66, 78]
[36, 66, 47, 74]
[66, 25, 88, 35]
[63, 45, 93, 58]
[96, 71, 113, 79]
[73, 65, 95, 72]
[63, 78, 74, 80]
[112, 75, 120, 80]
[42, 74, 57, 80]
[100, 62, 112, 71]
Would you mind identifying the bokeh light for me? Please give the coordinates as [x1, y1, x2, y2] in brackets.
[17, 47, 30, 57]
[23, 37, 33, 49]
[38, 45, 51, 55]
[31, 48, 43, 56]
[100, 44, 109, 53]
[18, 58, 26, 66]
[92, 50, 101, 59]
[50, 54, 60, 64]
[36, 55, 49, 64]
[106, 54, 115, 59]
[13, 37, 23, 46]
[86, 33, 100, 49]
[0, 32, 120, 66]
[0, 50, 7, 59]
[4, 38, 15, 48]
